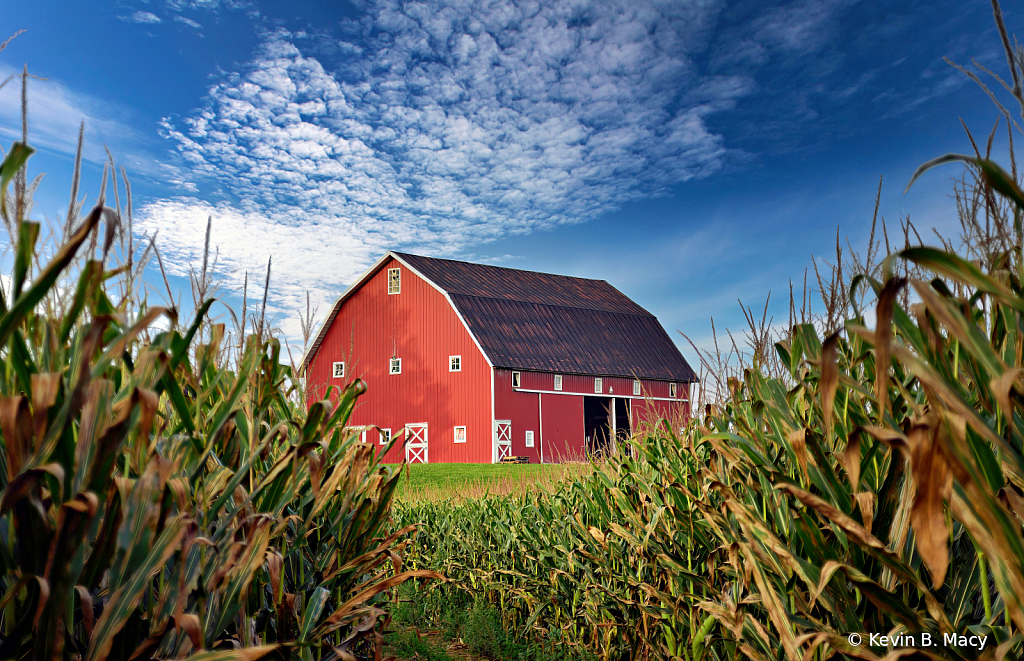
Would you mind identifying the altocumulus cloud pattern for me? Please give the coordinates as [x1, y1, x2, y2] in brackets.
[137, 0, 753, 338]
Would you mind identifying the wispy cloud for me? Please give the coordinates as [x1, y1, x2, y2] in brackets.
[751, 0, 855, 54]
[127, 11, 163, 24]
[175, 15, 203, 29]
[141, 0, 758, 339]
[166, 0, 251, 11]
[0, 64, 166, 179]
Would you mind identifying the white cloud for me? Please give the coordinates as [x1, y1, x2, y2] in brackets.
[751, 0, 855, 54]
[175, 16, 203, 29]
[142, 0, 754, 343]
[129, 11, 163, 24]
[166, 0, 251, 10]
[0, 64, 164, 179]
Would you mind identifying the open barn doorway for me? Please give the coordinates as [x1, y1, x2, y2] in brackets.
[584, 396, 611, 457]
[615, 397, 632, 448]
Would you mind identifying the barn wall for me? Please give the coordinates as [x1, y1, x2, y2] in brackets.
[494, 369, 541, 463]
[307, 257, 492, 463]
[498, 370, 690, 463]
[540, 393, 585, 462]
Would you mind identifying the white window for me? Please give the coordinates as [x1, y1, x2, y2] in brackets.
[332, 362, 345, 379]
[633, 379, 641, 396]
[388, 268, 401, 294]
[390, 357, 402, 374]
[554, 374, 562, 391]
[670, 383, 677, 398]
[360, 429, 367, 443]
[450, 355, 461, 372]
[454, 426, 467, 443]
[525, 430, 534, 448]
[379, 428, 392, 446]
[594, 378, 603, 394]
[512, 371, 521, 388]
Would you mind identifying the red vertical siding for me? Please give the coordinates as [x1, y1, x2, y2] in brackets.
[540, 393, 585, 462]
[306, 257, 492, 463]
[494, 369, 541, 463]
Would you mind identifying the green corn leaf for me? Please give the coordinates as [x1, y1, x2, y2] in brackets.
[12, 221, 39, 300]
[0, 204, 102, 349]
[906, 153, 1024, 210]
[0, 142, 34, 216]
[299, 586, 330, 644]
[84, 514, 189, 661]
[206, 518, 271, 644]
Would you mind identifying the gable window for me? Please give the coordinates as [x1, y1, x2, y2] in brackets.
[388, 268, 401, 294]
[454, 426, 467, 443]
[670, 383, 677, 398]
[554, 374, 562, 391]
[333, 362, 345, 379]
[450, 355, 461, 372]
[380, 428, 392, 446]
[525, 430, 535, 448]
[390, 357, 402, 374]
[594, 377, 603, 394]
[633, 379, 641, 396]
[512, 371, 521, 388]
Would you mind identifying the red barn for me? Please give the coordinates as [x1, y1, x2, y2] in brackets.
[302, 252, 696, 463]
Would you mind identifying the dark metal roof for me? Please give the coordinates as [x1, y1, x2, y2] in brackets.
[394, 252, 651, 316]
[304, 251, 696, 382]
[396, 253, 695, 382]
[450, 295, 696, 381]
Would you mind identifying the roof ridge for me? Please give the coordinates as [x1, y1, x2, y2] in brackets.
[447, 292, 656, 317]
[392, 251, 610, 284]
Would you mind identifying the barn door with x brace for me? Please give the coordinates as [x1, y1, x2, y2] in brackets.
[405, 423, 428, 464]
[494, 420, 512, 462]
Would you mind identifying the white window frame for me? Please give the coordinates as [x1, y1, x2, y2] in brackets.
[594, 377, 603, 394]
[379, 428, 392, 446]
[670, 383, 677, 398]
[360, 429, 367, 443]
[454, 425, 467, 444]
[388, 268, 401, 294]
[449, 355, 462, 372]
[512, 371, 521, 388]
[525, 430, 535, 448]
[554, 374, 562, 391]
[390, 357, 402, 375]
[332, 361, 345, 379]
[633, 379, 641, 396]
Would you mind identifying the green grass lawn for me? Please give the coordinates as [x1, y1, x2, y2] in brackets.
[391, 462, 590, 502]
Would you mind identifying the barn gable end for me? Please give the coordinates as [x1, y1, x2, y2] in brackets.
[305, 255, 493, 463]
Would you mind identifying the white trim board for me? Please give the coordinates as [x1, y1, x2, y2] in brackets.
[512, 387, 687, 403]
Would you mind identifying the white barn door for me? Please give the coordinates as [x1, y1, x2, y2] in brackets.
[405, 423, 428, 464]
[494, 420, 512, 462]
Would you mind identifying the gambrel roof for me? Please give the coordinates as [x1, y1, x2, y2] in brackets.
[304, 251, 696, 383]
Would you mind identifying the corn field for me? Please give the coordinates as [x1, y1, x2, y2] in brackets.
[395, 204, 1024, 661]
[391, 4, 1024, 660]
[0, 113, 440, 658]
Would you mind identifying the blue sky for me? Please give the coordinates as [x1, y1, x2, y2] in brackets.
[2, 0, 1020, 365]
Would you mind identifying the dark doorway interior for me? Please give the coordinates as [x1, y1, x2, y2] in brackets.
[584, 396, 611, 457]
[614, 397, 631, 441]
